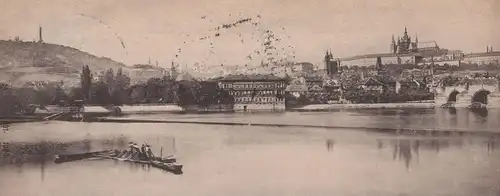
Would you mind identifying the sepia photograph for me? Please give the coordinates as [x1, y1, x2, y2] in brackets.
[1, 0, 499, 195]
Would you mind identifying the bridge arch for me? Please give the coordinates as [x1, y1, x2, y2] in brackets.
[447, 90, 460, 102]
[471, 89, 491, 105]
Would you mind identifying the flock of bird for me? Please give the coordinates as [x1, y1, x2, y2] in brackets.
[173, 13, 297, 77]
[75, 12, 297, 78]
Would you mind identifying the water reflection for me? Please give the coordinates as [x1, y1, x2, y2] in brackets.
[325, 139, 334, 151]
[0, 135, 130, 166]
[448, 107, 457, 115]
[377, 139, 384, 149]
[471, 108, 488, 124]
[1, 124, 9, 133]
[384, 138, 485, 169]
[487, 137, 496, 154]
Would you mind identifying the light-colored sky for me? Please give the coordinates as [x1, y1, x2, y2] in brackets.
[1, 0, 499, 68]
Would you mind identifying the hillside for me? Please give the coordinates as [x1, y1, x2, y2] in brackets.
[0, 40, 129, 86]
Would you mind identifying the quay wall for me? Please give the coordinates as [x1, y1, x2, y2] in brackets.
[33, 102, 439, 117]
[289, 102, 435, 111]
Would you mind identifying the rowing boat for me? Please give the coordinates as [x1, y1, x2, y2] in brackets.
[95, 151, 183, 175]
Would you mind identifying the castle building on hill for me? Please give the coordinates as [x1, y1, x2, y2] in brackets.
[335, 27, 443, 68]
[333, 27, 500, 68]
[390, 27, 418, 55]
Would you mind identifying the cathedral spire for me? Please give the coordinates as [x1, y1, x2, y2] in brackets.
[391, 35, 397, 54]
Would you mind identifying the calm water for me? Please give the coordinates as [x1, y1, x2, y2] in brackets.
[1, 108, 499, 196]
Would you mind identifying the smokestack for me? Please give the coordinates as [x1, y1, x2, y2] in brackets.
[39, 26, 43, 43]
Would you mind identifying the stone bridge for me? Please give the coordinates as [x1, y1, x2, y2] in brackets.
[435, 78, 500, 108]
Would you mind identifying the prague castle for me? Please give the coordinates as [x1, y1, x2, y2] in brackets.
[326, 27, 500, 70]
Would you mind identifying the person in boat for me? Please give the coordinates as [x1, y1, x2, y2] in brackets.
[128, 142, 135, 153]
[140, 144, 149, 160]
[140, 144, 147, 157]
[146, 145, 154, 159]
[122, 142, 133, 158]
[117, 149, 127, 158]
[125, 142, 138, 159]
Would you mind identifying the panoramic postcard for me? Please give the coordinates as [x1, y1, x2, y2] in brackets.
[1, 0, 499, 195]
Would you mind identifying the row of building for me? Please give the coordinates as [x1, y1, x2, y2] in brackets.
[213, 67, 433, 111]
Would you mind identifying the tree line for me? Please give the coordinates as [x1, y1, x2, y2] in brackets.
[79, 65, 235, 106]
[0, 66, 235, 116]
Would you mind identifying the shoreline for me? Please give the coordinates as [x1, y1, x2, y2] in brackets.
[21, 102, 495, 120]
[289, 102, 435, 111]
[116, 103, 437, 114]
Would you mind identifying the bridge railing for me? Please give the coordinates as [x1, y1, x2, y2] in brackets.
[435, 76, 499, 87]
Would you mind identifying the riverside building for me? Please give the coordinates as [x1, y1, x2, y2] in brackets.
[218, 74, 287, 111]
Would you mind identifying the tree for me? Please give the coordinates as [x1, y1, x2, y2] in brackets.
[89, 82, 112, 105]
[145, 78, 163, 103]
[80, 65, 92, 102]
[51, 85, 69, 105]
[68, 87, 83, 102]
[109, 68, 130, 105]
[104, 68, 115, 93]
[176, 83, 195, 106]
[129, 84, 146, 104]
[0, 84, 28, 116]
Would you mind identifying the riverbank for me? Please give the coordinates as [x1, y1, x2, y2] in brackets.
[289, 102, 435, 111]
[29, 103, 440, 117]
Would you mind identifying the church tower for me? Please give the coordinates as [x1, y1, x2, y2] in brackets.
[170, 61, 178, 80]
[324, 51, 330, 73]
[324, 50, 338, 76]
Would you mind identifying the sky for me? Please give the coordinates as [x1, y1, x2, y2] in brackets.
[1, 0, 499, 69]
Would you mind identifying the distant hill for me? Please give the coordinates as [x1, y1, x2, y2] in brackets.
[0, 40, 129, 86]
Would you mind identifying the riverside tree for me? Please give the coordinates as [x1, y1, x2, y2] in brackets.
[80, 65, 92, 102]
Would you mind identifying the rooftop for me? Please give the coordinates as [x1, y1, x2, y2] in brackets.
[464, 51, 500, 58]
[220, 74, 284, 81]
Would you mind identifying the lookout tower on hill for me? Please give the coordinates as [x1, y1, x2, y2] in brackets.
[38, 26, 44, 43]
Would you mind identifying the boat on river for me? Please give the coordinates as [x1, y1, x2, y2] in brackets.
[54, 145, 183, 175]
[94, 150, 183, 175]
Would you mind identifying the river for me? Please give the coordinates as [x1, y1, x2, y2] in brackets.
[0, 108, 499, 196]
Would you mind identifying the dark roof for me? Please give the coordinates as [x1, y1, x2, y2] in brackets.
[339, 52, 424, 61]
[340, 53, 395, 61]
[206, 76, 224, 82]
[220, 74, 284, 81]
[464, 51, 500, 58]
